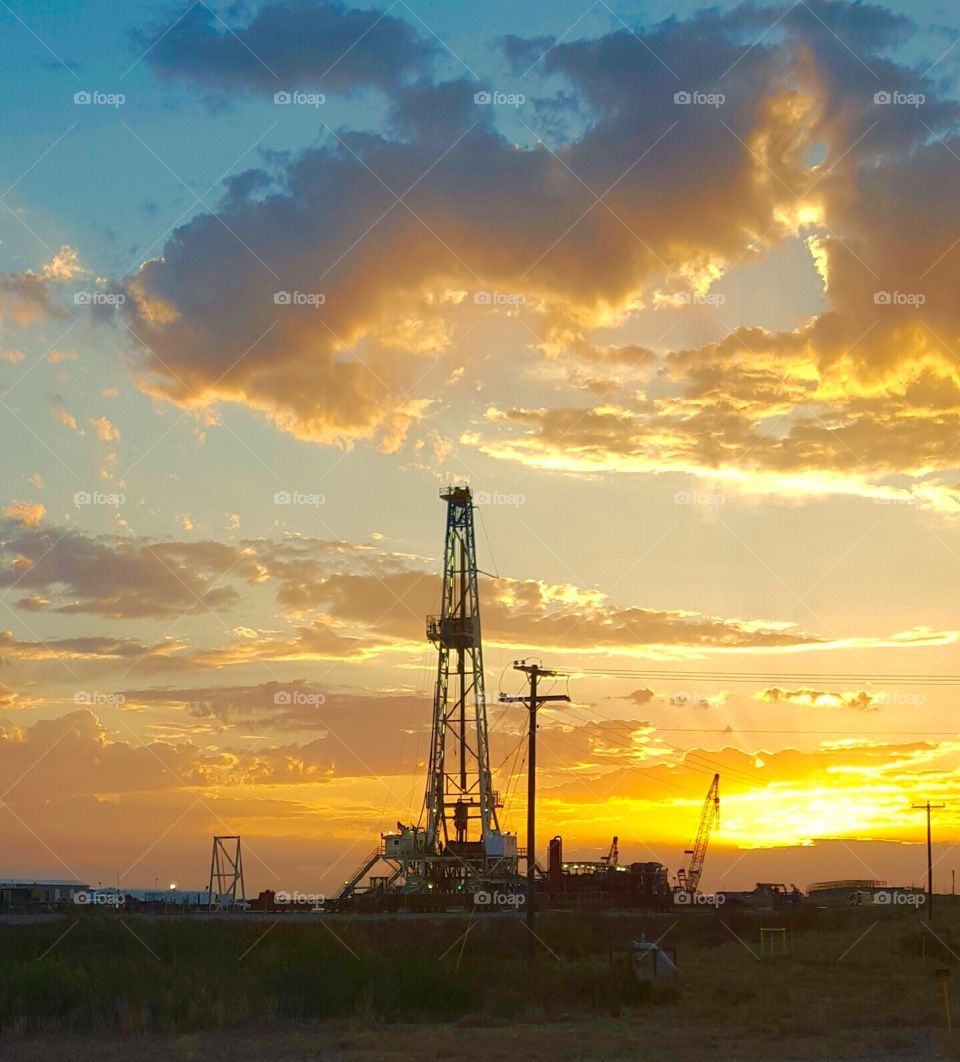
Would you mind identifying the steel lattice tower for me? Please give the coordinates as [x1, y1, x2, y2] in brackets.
[207, 835, 246, 910]
[423, 486, 499, 853]
[334, 485, 518, 903]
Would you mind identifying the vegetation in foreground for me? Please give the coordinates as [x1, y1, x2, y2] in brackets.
[0, 903, 956, 1045]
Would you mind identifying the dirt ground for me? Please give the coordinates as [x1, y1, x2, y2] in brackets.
[0, 1019, 952, 1062]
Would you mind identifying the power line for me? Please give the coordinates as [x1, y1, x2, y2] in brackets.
[496, 668, 960, 807]
[541, 701, 761, 790]
[573, 668, 960, 686]
[532, 720, 704, 796]
[649, 727, 960, 736]
[545, 701, 767, 789]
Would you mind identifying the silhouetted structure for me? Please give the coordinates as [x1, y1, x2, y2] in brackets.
[336, 486, 520, 905]
[207, 835, 245, 910]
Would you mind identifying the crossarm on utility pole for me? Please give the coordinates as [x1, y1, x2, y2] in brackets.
[500, 660, 570, 959]
[912, 801, 946, 922]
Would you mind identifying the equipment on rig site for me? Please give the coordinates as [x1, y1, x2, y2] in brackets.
[676, 773, 719, 894]
[547, 835, 671, 909]
[600, 836, 619, 867]
[336, 486, 522, 905]
[330, 486, 672, 915]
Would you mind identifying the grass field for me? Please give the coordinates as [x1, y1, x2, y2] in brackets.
[2, 903, 960, 1059]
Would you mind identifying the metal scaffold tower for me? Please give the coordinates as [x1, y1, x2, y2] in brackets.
[208, 835, 246, 910]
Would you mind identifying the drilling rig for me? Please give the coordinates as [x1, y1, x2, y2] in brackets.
[676, 773, 719, 895]
[336, 486, 519, 905]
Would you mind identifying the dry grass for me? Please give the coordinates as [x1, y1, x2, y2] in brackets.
[1, 902, 959, 1059]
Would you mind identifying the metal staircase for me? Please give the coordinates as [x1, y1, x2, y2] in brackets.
[335, 845, 383, 900]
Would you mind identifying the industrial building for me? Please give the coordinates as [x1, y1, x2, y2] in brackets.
[718, 883, 803, 908]
[543, 836, 672, 909]
[0, 879, 89, 910]
[0, 881, 216, 912]
[807, 880, 923, 906]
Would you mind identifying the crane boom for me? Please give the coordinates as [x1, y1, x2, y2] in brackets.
[677, 773, 719, 894]
[600, 835, 619, 867]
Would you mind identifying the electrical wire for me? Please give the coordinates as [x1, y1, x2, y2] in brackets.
[476, 506, 500, 579]
[572, 667, 960, 685]
[543, 701, 763, 789]
[500, 745, 528, 827]
[531, 699, 724, 791]
[650, 727, 960, 736]
[491, 727, 528, 776]
[531, 722, 704, 797]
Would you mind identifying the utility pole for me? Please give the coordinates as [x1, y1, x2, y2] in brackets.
[500, 660, 569, 959]
[913, 802, 945, 922]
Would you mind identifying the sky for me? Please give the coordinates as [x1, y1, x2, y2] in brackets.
[2, 0, 960, 898]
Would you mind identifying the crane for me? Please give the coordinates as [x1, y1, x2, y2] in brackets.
[600, 835, 619, 868]
[676, 773, 719, 894]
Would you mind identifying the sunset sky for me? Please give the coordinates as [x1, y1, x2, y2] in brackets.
[2, 0, 960, 897]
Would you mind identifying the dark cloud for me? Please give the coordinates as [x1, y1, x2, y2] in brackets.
[137, 1, 435, 97]
[124, 682, 431, 777]
[0, 522, 255, 619]
[0, 629, 181, 662]
[0, 518, 831, 661]
[123, 4, 847, 446]
[6, 523, 943, 679]
[121, 0, 960, 483]
[296, 567, 824, 653]
[186, 616, 381, 667]
[0, 272, 64, 325]
[470, 5, 960, 493]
